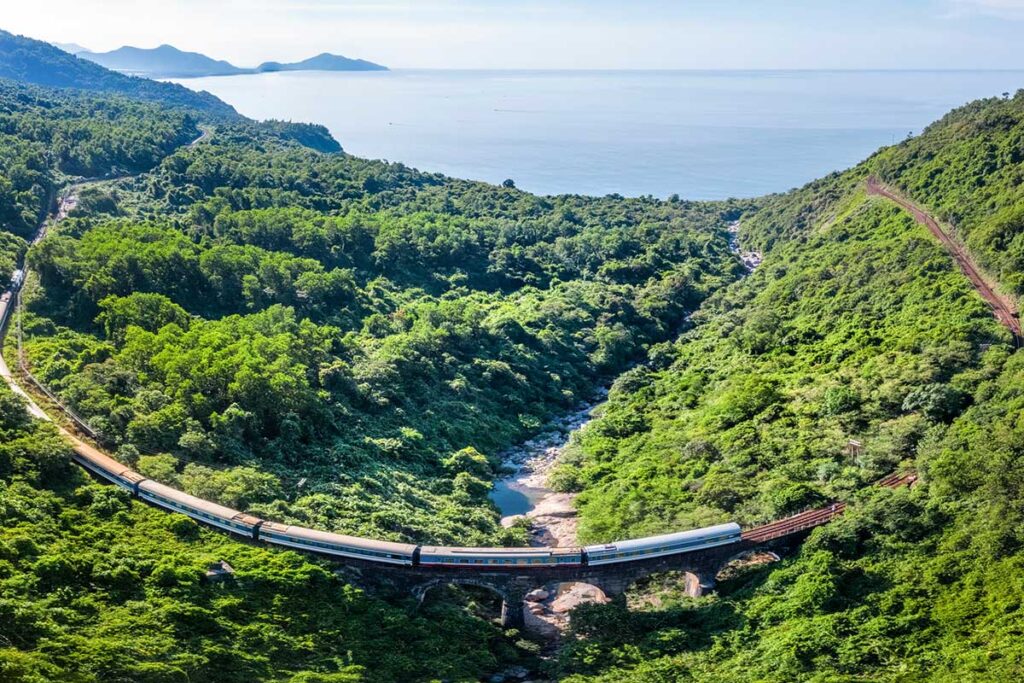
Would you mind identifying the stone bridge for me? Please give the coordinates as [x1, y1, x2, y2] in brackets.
[355, 535, 796, 629]
[337, 472, 916, 630]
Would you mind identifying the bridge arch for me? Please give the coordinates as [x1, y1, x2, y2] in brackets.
[618, 568, 711, 603]
[412, 576, 514, 605]
[715, 549, 782, 583]
[412, 576, 526, 628]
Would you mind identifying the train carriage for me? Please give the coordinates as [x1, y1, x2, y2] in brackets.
[583, 522, 741, 566]
[137, 479, 262, 538]
[257, 521, 417, 566]
[418, 545, 583, 569]
[71, 440, 147, 492]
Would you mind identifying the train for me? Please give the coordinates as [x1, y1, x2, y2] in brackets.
[0, 290, 13, 332]
[67, 427, 741, 569]
[1, 270, 25, 332]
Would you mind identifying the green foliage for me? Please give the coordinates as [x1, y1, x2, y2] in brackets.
[18, 113, 746, 543]
[7, 45, 1024, 683]
[565, 193, 1005, 542]
[874, 89, 1024, 297]
[0, 29, 238, 117]
[556, 91, 1024, 682]
[0, 384, 528, 683]
[0, 77, 202, 295]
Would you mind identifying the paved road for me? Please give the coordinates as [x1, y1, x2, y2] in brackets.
[867, 177, 1022, 342]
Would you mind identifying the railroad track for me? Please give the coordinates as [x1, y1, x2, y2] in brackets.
[1, 136, 926, 571]
[866, 177, 1022, 343]
[742, 470, 917, 543]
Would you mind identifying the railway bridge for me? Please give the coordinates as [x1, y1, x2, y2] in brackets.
[0, 171, 926, 633]
[346, 472, 916, 629]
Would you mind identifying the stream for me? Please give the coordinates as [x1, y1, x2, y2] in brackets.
[489, 221, 761, 548]
[485, 220, 761, 637]
[489, 392, 604, 548]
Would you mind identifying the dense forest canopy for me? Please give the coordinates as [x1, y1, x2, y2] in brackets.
[3, 32, 1024, 681]
[554, 90, 1024, 681]
[0, 383, 533, 682]
[19, 127, 747, 545]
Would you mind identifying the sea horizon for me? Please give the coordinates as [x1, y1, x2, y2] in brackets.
[173, 68, 1024, 199]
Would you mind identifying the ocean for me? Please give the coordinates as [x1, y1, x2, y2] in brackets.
[173, 69, 1024, 199]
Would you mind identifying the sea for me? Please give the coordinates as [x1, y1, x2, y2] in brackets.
[172, 69, 1024, 200]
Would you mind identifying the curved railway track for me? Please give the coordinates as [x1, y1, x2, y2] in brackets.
[866, 177, 1022, 343]
[1, 142, 931, 573]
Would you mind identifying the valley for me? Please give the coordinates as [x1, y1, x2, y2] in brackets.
[2, 23, 1024, 683]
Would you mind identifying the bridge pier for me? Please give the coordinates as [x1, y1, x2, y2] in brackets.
[339, 537, 807, 634]
[684, 570, 717, 598]
[500, 594, 525, 629]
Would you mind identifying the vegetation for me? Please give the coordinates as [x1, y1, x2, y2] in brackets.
[557, 189, 1005, 541]
[0, 79, 203, 288]
[4, 35, 1024, 681]
[19, 132, 744, 544]
[881, 100, 1024, 291]
[0, 29, 238, 117]
[0, 384, 530, 683]
[553, 90, 1024, 681]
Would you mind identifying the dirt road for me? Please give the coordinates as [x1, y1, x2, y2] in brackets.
[866, 177, 1022, 342]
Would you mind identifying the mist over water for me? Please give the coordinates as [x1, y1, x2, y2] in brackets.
[174, 69, 1024, 199]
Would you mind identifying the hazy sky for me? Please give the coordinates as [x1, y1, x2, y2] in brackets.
[4, 0, 1024, 69]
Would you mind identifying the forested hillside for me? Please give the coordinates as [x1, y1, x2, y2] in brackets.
[555, 91, 1024, 681]
[0, 384, 531, 682]
[5, 30, 1024, 681]
[0, 81, 202, 290]
[18, 133, 745, 544]
[0, 29, 238, 117]
[0, 64, 747, 681]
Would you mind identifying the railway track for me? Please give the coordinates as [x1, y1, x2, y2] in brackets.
[742, 470, 917, 543]
[866, 177, 1022, 343]
[1, 137, 926, 572]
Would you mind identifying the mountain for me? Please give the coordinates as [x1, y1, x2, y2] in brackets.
[0, 29, 238, 118]
[51, 41, 89, 55]
[79, 44, 246, 78]
[256, 52, 387, 73]
[77, 44, 387, 78]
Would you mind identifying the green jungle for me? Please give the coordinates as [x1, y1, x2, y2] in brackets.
[3, 28, 1024, 683]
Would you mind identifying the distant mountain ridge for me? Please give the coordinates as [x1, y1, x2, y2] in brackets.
[80, 44, 246, 78]
[0, 29, 238, 118]
[80, 44, 388, 78]
[52, 41, 89, 55]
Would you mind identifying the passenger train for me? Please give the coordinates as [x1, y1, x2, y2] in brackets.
[67, 424, 741, 569]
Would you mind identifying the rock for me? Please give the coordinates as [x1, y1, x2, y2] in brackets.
[525, 588, 549, 602]
[500, 514, 526, 528]
[550, 583, 610, 613]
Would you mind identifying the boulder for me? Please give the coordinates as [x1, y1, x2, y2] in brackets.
[525, 588, 549, 602]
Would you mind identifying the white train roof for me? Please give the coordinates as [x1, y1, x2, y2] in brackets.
[138, 478, 254, 523]
[261, 521, 417, 554]
[583, 522, 740, 553]
[419, 546, 580, 557]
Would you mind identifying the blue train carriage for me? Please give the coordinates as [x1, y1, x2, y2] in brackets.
[0, 290, 12, 329]
[583, 522, 741, 566]
[417, 546, 583, 569]
[258, 521, 417, 566]
[70, 440, 147, 492]
[137, 479, 262, 539]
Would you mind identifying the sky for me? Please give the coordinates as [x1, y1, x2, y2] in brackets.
[3, 0, 1024, 70]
